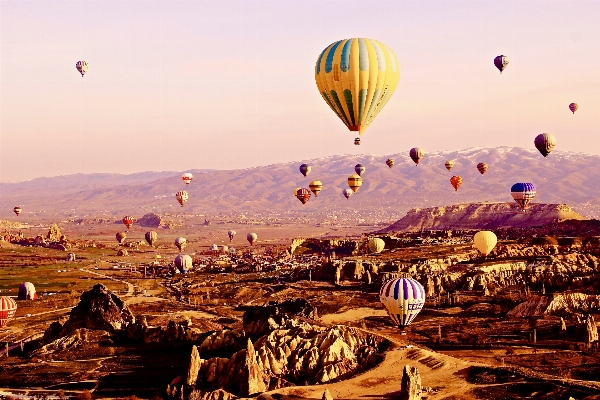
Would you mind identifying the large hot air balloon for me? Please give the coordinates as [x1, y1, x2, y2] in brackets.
[477, 162, 488, 175]
[450, 176, 463, 191]
[494, 55, 509, 73]
[145, 231, 158, 247]
[379, 277, 425, 334]
[409, 148, 424, 165]
[343, 188, 353, 199]
[534, 133, 556, 157]
[386, 159, 395, 168]
[296, 188, 311, 204]
[247, 232, 258, 246]
[228, 230, 236, 242]
[348, 174, 363, 193]
[176, 191, 189, 207]
[116, 232, 127, 244]
[122, 216, 134, 229]
[13, 206, 21, 216]
[182, 173, 193, 185]
[175, 254, 192, 274]
[299, 164, 311, 177]
[76, 61, 88, 77]
[315, 38, 400, 144]
[444, 160, 454, 171]
[0, 297, 17, 328]
[368, 238, 385, 253]
[354, 164, 366, 176]
[309, 180, 323, 197]
[473, 231, 497, 257]
[569, 103, 578, 114]
[18, 282, 37, 300]
[175, 237, 187, 252]
[511, 183, 536, 210]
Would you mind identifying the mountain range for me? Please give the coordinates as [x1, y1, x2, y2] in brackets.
[1, 147, 599, 219]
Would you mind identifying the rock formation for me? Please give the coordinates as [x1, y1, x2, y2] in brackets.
[46, 223, 63, 242]
[137, 213, 164, 228]
[400, 365, 422, 400]
[242, 298, 318, 339]
[322, 389, 334, 400]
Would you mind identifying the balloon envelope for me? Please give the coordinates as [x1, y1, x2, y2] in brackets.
[477, 162, 488, 175]
[18, 282, 37, 300]
[409, 148, 424, 165]
[122, 216, 134, 229]
[368, 238, 385, 253]
[450, 176, 463, 191]
[0, 297, 17, 328]
[569, 103, 578, 114]
[175, 237, 187, 251]
[494, 55, 509, 73]
[181, 173, 193, 185]
[296, 188, 311, 204]
[354, 164, 366, 176]
[473, 231, 497, 256]
[379, 278, 425, 330]
[76, 61, 88, 77]
[386, 158, 395, 168]
[315, 38, 400, 142]
[299, 164, 311, 177]
[116, 232, 127, 244]
[444, 160, 454, 171]
[228, 230, 236, 242]
[247, 232, 258, 245]
[175, 254, 192, 274]
[343, 188, 353, 199]
[145, 231, 158, 247]
[511, 182, 536, 210]
[176, 190, 189, 207]
[309, 181, 323, 197]
[534, 133, 556, 157]
[348, 174, 363, 193]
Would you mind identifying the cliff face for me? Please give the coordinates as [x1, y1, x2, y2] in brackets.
[380, 203, 585, 232]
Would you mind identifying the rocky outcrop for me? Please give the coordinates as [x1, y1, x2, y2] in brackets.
[380, 203, 585, 232]
[400, 365, 422, 400]
[507, 296, 551, 318]
[242, 298, 318, 339]
[188, 345, 202, 386]
[61, 284, 134, 335]
[545, 293, 600, 315]
[322, 389, 334, 400]
[46, 223, 63, 242]
[137, 213, 164, 228]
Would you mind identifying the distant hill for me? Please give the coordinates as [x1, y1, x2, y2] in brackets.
[1, 147, 600, 218]
[378, 203, 586, 232]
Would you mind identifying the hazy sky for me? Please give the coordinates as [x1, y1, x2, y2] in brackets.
[2, 0, 600, 182]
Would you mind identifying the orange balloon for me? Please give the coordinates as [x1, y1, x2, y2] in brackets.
[450, 176, 463, 191]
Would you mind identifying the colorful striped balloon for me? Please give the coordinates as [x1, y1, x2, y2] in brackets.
[511, 182, 536, 210]
[379, 278, 425, 332]
[0, 297, 17, 328]
[122, 216, 134, 229]
[315, 38, 400, 142]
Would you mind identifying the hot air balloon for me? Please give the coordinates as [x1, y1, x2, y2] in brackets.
[122, 216, 134, 229]
[299, 164, 311, 177]
[175, 237, 187, 252]
[228, 230, 236, 242]
[13, 206, 21, 216]
[145, 231, 158, 247]
[210, 244, 219, 252]
[473, 231, 497, 257]
[116, 232, 127, 244]
[534, 133, 556, 157]
[247, 232, 258, 246]
[354, 164, 366, 176]
[309, 180, 323, 197]
[18, 282, 37, 300]
[75, 61, 88, 77]
[444, 160, 454, 171]
[494, 55, 509, 73]
[175, 254, 192, 274]
[386, 158, 395, 168]
[409, 148, 424, 165]
[0, 297, 17, 328]
[569, 103, 578, 114]
[368, 238, 385, 253]
[450, 176, 463, 191]
[511, 182, 536, 210]
[296, 188, 311, 204]
[343, 188, 353, 199]
[348, 174, 363, 193]
[182, 173, 193, 185]
[293, 188, 301, 196]
[315, 38, 400, 144]
[379, 277, 425, 334]
[477, 162, 488, 175]
[176, 191, 189, 207]
[222, 245, 229, 253]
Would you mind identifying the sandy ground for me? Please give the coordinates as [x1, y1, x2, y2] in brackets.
[319, 307, 387, 325]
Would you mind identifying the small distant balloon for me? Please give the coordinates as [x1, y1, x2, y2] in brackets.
[174, 254, 192, 274]
[175, 237, 187, 252]
[309, 180, 323, 197]
[444, 160, 454, 171]
[299, 164, 311, 177]
[342, 188, 353, 199]
[116, 232, 127, 244]
[13, 206, 22, 216]
[228, 230, 236, 242]
[409, 148, 424, 165]
[354, 164, 366, 176]
[477, 162, 488, 175]
[386, 158, 395, 169]
[534, 133, 556, 157]
[450, 176, 463, 191]
[181, 173, 193, 185]
[176, 190, 189, 207]
[511, 182, 536, 210]
[348, 174, 363, 193]
[247, 232, 258, 245]
[296, 188, 311, 204]
[569, 103, 578, 114]
[145, 231, 158, 247]
[494, 55, 509, 73]
[76, 61, 88, 77]
[122, 216, 134, 229]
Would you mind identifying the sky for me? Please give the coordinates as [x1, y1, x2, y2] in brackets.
[2, 0, 600, 182]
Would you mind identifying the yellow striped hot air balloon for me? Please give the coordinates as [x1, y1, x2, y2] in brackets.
[348, 174, 363, 193]
[315, 38, 400, 144]
[309, 180, 323, 196]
